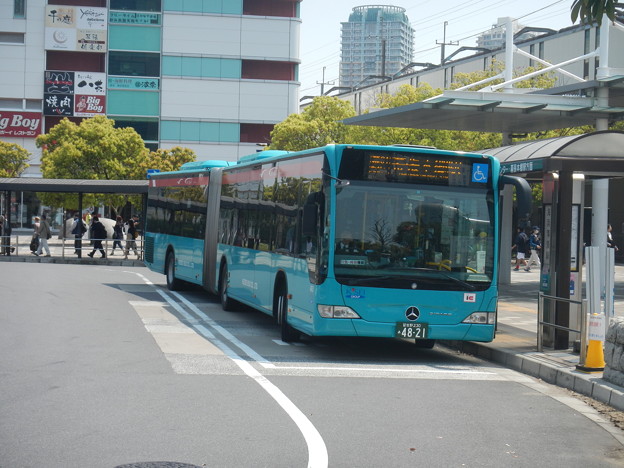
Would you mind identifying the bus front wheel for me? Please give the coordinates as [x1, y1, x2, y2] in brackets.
[219, 264, 236, 311]
[166, 253, 182, 291]
[275, 285, 299, 343]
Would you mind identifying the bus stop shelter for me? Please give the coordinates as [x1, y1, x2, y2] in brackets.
[0, 178, 148, 257]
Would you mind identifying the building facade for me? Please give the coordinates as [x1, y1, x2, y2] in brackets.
[340, 5, 414, 89]
[0, 0, 302, 177]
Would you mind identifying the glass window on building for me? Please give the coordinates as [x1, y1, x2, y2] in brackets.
[14, 0, 25, 18]
[109, 51, 160, 77]
[110, 0, 161, 11]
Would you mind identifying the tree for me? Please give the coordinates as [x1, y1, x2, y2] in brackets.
[36, 115, 148, 180]
[134, 146, 196, 179]
[0, 141, 29, 177]
[35, 116, 198, 215]
[571, 0, 617, 25]
[269, 96, 357, 151]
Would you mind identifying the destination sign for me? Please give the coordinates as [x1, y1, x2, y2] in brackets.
[339, 149, 490, 187]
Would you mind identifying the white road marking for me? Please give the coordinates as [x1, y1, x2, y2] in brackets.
[131, 275, 328, 468]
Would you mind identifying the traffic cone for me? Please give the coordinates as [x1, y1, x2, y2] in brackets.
[576, 339, 605, 373]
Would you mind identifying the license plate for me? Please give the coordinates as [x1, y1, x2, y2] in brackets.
[396, 322, 428, 339]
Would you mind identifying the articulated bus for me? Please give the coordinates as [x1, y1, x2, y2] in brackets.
[144, 144, 530, 346]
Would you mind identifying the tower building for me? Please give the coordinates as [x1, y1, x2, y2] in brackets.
[340, 5, 414, 89]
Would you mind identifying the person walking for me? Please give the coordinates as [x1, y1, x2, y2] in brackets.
[30, 216, 41, 254]
[526, 226, 542, 271]
[123, 215, 140, 259]
[110, 215, 124, 255]
[34, 214, 52, 257]
[511, 226, 530, 271]
[87, 215, 107, 258]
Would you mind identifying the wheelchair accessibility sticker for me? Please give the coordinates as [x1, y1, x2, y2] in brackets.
[471, 163, 489, 183]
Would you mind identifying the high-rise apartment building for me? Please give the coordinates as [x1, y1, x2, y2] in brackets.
[340, 5, 414, 89]
[0, 0, 302, 177]
[476, 17, 536, 50]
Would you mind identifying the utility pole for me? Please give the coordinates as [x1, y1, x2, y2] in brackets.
[436, 21, 459, 65]
[316, 66, 334, 95]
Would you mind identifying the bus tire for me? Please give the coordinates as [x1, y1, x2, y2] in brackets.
[219, 264, 236, 311]
[166, 252, 183, 291]
[275, 283, 299, 343]
[414, 339, 436, 349]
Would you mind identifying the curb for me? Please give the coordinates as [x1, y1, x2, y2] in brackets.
[442, 339, 624, 411]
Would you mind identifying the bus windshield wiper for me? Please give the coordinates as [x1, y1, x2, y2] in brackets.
[371, 267, 477, 291]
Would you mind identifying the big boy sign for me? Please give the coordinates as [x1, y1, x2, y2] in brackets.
[0, 111, 42, 138]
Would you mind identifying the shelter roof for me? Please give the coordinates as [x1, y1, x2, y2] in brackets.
[475, 130, 624, 176]
[0, 178, 148, 194]
[343, 80, 624, 133]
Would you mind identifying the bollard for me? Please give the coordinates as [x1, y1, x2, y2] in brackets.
[576, 313, 606, 373]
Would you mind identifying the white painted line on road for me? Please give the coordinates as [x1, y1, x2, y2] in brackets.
[129, 273, 328, 468]
[171, 291, 276, 369]
[273, 339, 290, 346]
[273, 365, 496, 375]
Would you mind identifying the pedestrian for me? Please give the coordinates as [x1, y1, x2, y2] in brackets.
[526, 226, 541, 271]
[607, 224, 619, 252]
[110, 215, 124, 255]
[71, 212, 87, 255]
[123, 214, 140, 259]
[511, 226, 530, 271]
[87, 215, 107, 258]
[30, 216, 41, 254]
[34, 214, 52, 257]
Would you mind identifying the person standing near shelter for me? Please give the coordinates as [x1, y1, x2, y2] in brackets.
[87, 215, 106, 258]
[512, 226, 530, 271]
[111, 215, 125, 255]
[34, 214, 51, 257]
[123, 214, 140, 259]
[71, 212, 87, 255]
[526, 226, 542, 271]
[607, 224, 619, 252]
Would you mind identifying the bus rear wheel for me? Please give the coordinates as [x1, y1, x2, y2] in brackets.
[166, 253, 182, 291]
[275, 284, 299, 343]
[219, 264, 236, 311]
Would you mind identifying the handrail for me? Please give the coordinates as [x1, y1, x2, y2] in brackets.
[537, 291, 588, 365]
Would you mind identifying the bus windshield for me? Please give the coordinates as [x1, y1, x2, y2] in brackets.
[333, 181, 494, 291]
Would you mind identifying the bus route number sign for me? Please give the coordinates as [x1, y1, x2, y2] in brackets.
[396, 322, 428, 339]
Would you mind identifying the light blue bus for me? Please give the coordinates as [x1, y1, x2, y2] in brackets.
[144, 145, 530, 346]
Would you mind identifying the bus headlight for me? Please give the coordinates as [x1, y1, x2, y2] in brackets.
[318, 305, 360, 319]
[462, 312, 496, 324]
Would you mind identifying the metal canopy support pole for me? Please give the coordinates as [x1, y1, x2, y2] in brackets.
[499, 184, 513, 285]
[77, 192, 83, 258]
[591, 179, 609, 297]
[555, 171, 573, 349]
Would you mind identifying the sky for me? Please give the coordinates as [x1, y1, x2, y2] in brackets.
[298, 0, 577, 97]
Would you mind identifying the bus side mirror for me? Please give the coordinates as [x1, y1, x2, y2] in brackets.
[302, 203, 317, 237]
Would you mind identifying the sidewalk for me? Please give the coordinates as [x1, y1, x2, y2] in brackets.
[0, 231, 144, 267]
[444, 264, 624, 411]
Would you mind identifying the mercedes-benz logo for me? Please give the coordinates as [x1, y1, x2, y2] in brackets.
[405, 306, 420, 321]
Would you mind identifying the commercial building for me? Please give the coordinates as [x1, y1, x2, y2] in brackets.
[340, 5, 414, 89]
[0, 0, 302, 177]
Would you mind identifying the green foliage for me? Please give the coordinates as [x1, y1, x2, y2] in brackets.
[34, 116, 197, 213]
[269, 96, 357, 151]
[571, 0, 616, 25]
[451, 59, 557, 91]
[0, 140, 29, 177]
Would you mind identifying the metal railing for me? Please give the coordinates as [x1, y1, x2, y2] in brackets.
[537, 292, 588, 364]
[0, 233, 143, 260]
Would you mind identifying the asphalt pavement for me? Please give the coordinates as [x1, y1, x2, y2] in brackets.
[2, 232, 623, 411]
